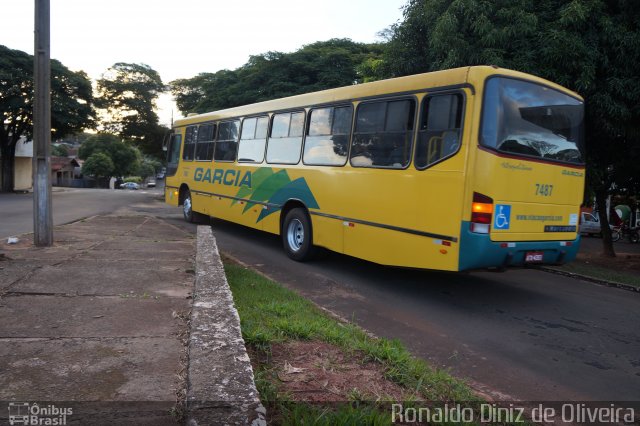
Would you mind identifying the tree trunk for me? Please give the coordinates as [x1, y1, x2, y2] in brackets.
[595, 188, 616, 257]
[0, 142, 16, 193]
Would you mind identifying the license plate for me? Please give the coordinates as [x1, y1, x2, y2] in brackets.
[525, 251, 544, 263]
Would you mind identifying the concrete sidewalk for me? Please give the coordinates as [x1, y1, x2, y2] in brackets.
[0, 215, 195, 424]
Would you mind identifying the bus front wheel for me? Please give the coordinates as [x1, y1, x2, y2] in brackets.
[282, 208, 316, 261]
[182, 189, 206, 223]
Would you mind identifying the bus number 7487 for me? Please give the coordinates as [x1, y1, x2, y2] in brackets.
[535, 183, 554, 197]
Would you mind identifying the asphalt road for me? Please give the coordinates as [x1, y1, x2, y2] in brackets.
[2, 189, 639, 402]
[0, 186, 163, 240]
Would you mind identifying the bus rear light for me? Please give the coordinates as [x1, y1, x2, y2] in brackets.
[472, 202, 493, 214]
[470, 223, 490, 234]
[471, 192, 494, 233]
[472, 214, 492, 224]
[560, 241, 573, 247]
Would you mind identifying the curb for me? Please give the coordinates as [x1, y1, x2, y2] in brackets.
[186, 226, 266, 425]
[541, 267, 640, 293]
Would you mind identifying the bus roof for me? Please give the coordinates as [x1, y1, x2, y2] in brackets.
[173, 65, 581, 127]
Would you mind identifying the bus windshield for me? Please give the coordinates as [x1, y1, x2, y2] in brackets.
[481, 77, 584, 164]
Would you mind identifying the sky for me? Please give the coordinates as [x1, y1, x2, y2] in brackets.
[2, 0, 407, 127]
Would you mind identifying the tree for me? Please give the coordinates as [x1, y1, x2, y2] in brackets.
[141, 157, 162, 175]
[63, 132, 93, 145]
[0, 45, 94, 192]
[170, 39, 384, 114]
[171, 69, 243, 114]
[381, 0, 640, 257]
[52, 144, 69, 157]
[81, 152, 114, 180]
[96, 63, 166, 158]
[136, 162, 155, 180]
[135, 123, 169, 160]
[79, 133, 140, 177]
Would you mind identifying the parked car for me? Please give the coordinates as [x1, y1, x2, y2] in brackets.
[579, 212, 616, 237]
[579, 212, 601, 236]
[120, 182, 139, 190]
[147, 180, 156, 188]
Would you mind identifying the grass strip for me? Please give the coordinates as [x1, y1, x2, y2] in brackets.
[550, 262, 640, 288]
[223, 260, 480, 424]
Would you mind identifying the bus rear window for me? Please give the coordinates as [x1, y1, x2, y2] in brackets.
[481, 77, 584, 164]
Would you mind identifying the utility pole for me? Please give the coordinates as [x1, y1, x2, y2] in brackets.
[33, 0, 53, 246]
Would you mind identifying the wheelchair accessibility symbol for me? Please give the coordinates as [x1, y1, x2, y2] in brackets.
[494, 204, 511, 230]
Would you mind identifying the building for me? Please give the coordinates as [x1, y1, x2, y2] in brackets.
[0, 137, 33, 192]
[51, 156, 80, 186]
[1, 138, 87, 191]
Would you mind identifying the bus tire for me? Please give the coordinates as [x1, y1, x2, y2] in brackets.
[182, 189, 207, 223]
[282, 208, 316, 261]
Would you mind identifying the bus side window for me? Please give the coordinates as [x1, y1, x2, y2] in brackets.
[238, 116, 268, 163]
[196, 123, 216, 161]
[266, 111, 304, 164]
[350, 99, 415, 168]
[182, 126, 197, 161]
[303, 105, 352, 166]
[415, 93, 463, 169]
[215, 120, 240, 162]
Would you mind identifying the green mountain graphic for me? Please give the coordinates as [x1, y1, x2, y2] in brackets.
[232, 168, 319, 223]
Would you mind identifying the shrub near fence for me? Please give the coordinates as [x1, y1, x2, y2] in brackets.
[55, 178, 97, 188]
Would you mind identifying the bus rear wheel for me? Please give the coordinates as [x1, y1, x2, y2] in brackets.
[282, 208, 316, 261]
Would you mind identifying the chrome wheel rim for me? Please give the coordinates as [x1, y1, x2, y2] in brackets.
[183, 196, 192, 217]
[286, 218, 304, 252]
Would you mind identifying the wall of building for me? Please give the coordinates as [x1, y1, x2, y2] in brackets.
[0, 137, 33, 191]
[14, 157, 33, 191]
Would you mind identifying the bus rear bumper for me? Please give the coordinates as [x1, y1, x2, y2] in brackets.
[458, 222, 581, 271]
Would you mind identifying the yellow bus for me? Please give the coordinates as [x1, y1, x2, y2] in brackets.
[164, 66, 584, 271]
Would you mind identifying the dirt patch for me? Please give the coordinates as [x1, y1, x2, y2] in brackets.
[0, 236, 34, 251]
[252, 340, 415, 403]
[575, 251, 640, 273]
